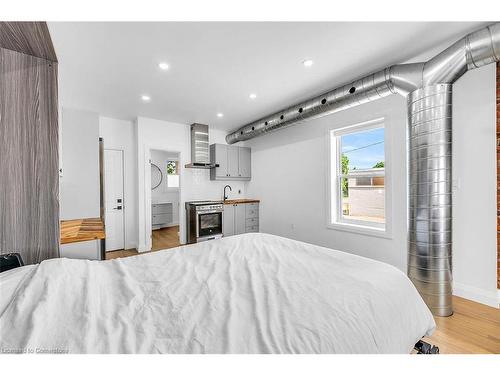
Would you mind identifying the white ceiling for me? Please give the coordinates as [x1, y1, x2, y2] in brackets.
[49, 22, 487, 132]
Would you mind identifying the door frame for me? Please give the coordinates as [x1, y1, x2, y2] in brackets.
[144, 146, 183, 251]
[104, 148, 126, 252]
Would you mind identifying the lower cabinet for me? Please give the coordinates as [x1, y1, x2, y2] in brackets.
[223, 202, 259, 237]
[152, 202, 173, 230]
[223, 204, 235, 236]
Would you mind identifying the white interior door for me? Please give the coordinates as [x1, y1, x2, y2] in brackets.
[104, 149, 125, 251]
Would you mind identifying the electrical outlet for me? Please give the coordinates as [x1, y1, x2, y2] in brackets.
[290, 223, 295, 231]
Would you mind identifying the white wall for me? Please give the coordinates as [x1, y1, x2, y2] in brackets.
[60, 107, 100, 220]
[136, 117, 247, 251]
[59, 108, 101, 260]
[99, 116, 138, 249]
[150, 149, 180, 225]
[247, 95, 408, 270]
[246, 65, 498, 307]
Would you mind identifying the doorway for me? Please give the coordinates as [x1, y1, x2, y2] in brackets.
[150, 149, 181, 251]
[104, 149, 125, 251]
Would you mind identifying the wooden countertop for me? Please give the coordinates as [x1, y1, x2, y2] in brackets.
[223, 199, 260, 205]
[60, 217, 105, 245]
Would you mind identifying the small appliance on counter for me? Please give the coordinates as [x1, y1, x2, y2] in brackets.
[185, 201, 224, 244]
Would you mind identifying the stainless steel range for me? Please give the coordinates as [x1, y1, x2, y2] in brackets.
[185, 201, 224, 244]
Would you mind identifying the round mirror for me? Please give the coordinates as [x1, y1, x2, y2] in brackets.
[151, 163, 162, 190]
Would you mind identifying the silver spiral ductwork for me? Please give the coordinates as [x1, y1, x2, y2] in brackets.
[226, 23, 500, 316]
[408, 84, 453, 316]
[225, 63, 423, 144]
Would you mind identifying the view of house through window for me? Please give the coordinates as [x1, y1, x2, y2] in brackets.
[333, 120, 385, 229]
[166, 160, 179, 188]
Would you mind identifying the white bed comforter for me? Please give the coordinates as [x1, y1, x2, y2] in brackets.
[0, 233, 435, 354]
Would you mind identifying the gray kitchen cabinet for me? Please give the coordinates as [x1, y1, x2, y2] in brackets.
[223, 202, 259, 237]
[227, 146, 239, 178]
[152, 202, 173, 230]
[212, 143, 229, 179]
[210, 144, 251, 181]
[234, 204, 246, 235]
[223, 204, 235, 236]
[238, 147, 251, 179]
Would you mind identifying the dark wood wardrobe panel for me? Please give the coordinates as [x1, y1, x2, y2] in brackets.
[0, 47, 59, 264]
[0, 22, 57, 62]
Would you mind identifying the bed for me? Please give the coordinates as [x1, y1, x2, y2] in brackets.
[0, 233, 435, 354]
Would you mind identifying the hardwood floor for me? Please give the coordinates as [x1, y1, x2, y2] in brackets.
[105, 226, 180, 260]
[105, 248, 139, 260]
[423, 296, 500, 354]
[152, 225, 181, 251]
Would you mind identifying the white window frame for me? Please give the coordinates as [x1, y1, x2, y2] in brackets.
[166, 159, 180, 191]
[327, 117, 392, 238]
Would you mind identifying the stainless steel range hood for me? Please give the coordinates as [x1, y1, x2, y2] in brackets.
[184, 123, 217, 169]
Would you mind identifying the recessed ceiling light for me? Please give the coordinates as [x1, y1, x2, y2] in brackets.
[217, 113, 224, 118]
[303, 59, 314, 67]
[158, 62, 169, 70]
[141, 95, 151, 102]
[249, 93, 257, 99]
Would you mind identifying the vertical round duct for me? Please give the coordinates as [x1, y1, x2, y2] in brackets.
[407, 84, 453, 316]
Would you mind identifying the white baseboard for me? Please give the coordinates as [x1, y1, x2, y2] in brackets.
[453, 282, 499, 308]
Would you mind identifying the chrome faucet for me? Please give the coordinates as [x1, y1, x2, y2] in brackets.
[223, 185, 232, 201]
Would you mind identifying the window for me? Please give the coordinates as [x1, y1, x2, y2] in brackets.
[329, 118, 388, 235]
[166, 160, 179, 188]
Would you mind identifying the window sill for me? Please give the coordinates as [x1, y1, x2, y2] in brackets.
[326, 221, 392, 239]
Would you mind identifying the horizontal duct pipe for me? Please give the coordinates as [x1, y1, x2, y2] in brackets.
[225, 23, 500, 317]
[226, 23, 500, 145]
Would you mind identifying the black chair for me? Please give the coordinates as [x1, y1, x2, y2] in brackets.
[0, 253, 25, 273]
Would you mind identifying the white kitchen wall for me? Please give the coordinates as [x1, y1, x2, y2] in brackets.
[136, 117, 247, 250]
[246, 64, 498, 307]
[99, 116, 138, 250]
[150, 149, 180, 226]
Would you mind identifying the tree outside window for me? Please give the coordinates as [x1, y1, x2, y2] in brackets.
[166, 160, 179, 188]
[167, 160, 177, 175]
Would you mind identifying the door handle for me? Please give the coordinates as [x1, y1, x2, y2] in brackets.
[113, 206, 122, 210]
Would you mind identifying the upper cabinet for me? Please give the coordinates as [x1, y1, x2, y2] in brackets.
[227, 145, 239, 178]
[238, 147, 251, 178]
[210, 143, 251, 181]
